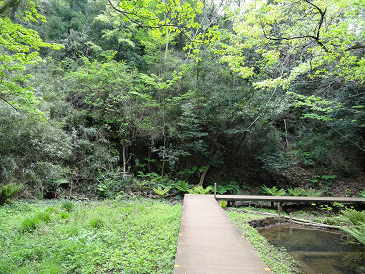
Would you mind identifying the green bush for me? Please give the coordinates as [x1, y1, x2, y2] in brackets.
[0, 183, 22, 205]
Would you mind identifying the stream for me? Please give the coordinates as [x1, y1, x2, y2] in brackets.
[257, 224, 365, 274]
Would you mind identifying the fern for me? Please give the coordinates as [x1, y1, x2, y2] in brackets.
[216, 185, 228, 194]
[187, 186, 213, 194]
[287, 187, 304, 196]
[152, 186, 171, 197]
[174, 180, 189, 193]
[341, 210, 365, 226]
[339, 222, 365, 245]
[0, 183, 22, 205]
[358, 189, 365, 198]
[303, 188, 323, 197]
[260, 185, 286, 196]
[216, 183, 240, 194]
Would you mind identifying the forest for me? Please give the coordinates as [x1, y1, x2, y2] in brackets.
[1, 0, 365, 199]
[2, 0, 365, 273]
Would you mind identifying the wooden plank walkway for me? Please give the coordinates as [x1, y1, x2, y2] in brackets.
[215, 195, 365, 204]
[174, 194, 272, 274]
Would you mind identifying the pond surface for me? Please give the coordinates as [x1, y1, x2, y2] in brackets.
[257, 224, 365, 274]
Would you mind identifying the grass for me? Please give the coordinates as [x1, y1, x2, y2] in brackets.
[226, 208, 302, 274]
[0, 198, 182, 274]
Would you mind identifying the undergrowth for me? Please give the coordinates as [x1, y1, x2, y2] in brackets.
[0, 199, 182, 274]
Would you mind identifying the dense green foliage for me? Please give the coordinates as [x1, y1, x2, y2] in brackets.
[0, 199, 181, 273]
[1, 0, 365, 200]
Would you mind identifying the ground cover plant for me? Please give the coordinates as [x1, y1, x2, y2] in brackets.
[0, 199, 182, 274]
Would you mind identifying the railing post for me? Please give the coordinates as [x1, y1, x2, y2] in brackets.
[214, 183, 217, 199]
[278, 202, 281, 216]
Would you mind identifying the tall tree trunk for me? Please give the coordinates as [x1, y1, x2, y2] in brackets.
[198, 163, 211, 187]
[165, 31, 169, 60]
[161, 97, 166, 177]
[198, 147, 216, 186]
[122, 145, 126, 173]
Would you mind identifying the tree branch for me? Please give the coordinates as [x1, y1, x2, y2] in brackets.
[0, 96, 25, 113]
[331, 127, 365, 152]
[0, 0, 20, 16]
[260, 0, 329, 52]
[107, 0, 192, 42]
[345, 44, 365, 51]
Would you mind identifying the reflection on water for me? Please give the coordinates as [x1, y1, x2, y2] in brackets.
[258, 224, 365, 274]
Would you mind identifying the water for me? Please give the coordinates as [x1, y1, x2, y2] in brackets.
[258, 224, 365, 274]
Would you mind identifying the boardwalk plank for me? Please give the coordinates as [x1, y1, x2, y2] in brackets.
[174, 194, 272, 274]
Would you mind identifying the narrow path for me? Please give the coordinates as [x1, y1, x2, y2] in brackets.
[174, 194, 272, 274]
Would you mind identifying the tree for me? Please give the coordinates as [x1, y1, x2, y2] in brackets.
[222, 0, 365, 87]
[106, 0, 202, 41]
[0, 0, 62, 115]
[216, 0, 365, 153]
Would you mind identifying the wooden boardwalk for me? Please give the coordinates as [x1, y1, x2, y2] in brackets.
[174, 194, 272, 274]
[215, 195, 365, 204]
